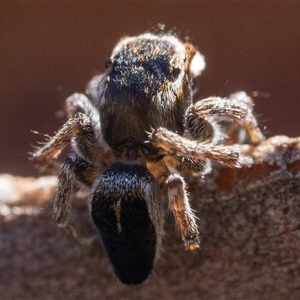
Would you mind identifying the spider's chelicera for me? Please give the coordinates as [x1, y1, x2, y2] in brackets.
[32, 32, 264, 285]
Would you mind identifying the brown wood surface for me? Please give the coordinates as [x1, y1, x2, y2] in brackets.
[1, 135, 300, 299]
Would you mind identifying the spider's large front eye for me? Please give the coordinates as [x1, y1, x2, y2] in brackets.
[90, 163, 162, 285]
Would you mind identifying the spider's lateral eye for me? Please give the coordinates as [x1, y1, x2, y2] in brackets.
[173, 67, 181, 77]
[105, 59, 112, 69]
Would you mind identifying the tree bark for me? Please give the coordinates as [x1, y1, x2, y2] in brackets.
[1, 135, 300, 299]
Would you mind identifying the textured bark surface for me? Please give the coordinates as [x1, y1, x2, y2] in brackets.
[1, 135, 300, 300]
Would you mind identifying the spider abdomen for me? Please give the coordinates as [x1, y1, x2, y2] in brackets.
[91, 163, 162, 284]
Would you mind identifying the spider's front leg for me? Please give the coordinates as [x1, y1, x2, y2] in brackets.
[185, 93, 264, 145]
[32, 93, 113, 170]
[149, 127, 249, 168]
[32, 112, 93, 166]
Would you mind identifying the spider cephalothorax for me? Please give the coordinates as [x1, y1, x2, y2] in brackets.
[32, 31, 263, 285]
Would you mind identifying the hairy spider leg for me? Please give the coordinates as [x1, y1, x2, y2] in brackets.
[33, 94, 114, 245]
[149, 127, 250, 168]
[54, 153, 97, 247]
[186, 95, 264, 145]
[32, 93, 113, 169]
[166, 173, 200, 251]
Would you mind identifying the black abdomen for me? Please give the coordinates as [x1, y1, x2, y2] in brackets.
[91, 163, 159, 284]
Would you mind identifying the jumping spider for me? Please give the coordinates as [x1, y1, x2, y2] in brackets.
[32, 32, 264, 284]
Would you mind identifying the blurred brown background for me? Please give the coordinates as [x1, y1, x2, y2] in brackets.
[1, 3, 300, 176]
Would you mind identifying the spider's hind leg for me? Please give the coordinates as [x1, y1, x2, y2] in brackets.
[54, 153, 98, 248]
[166, 173, 200, 251]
